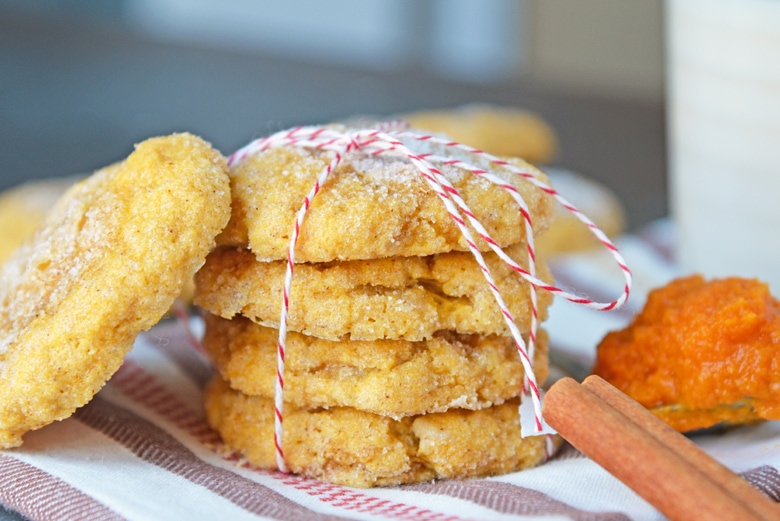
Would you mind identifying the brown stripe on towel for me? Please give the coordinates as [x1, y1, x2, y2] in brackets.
[552, 442, 586, 461]
[741, 465, 780, 502]
[109, 360, 220, 446]
[73, 396, 357, 521]
[0, 454, 125, 521]
[276, 475, 469, 521]
[109, 361, 473, 521]
[402, 478, 631, 521]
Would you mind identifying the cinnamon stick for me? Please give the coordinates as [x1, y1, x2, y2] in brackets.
[581, 375, 780, 521]
[543, 377, 766, 521]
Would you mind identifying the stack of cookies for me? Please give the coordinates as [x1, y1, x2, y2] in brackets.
[194, 129, 558, 487]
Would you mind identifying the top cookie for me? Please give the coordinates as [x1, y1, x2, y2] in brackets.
[217, 133, 556, 262]
[0, 133, 231, 448]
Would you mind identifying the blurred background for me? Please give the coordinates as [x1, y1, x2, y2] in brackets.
[0, 5, 663, 518]
[0, 0, 665, 229]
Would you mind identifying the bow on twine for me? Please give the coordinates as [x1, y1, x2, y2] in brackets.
[227, 124, 632, 473]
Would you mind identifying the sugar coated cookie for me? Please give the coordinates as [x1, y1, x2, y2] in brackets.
[217, 145, 555, 262]
[204, 376, 552, 488]
[202, 314, 549, 418]
[195, 243, 553, 341]
[0, 133, 230, 447]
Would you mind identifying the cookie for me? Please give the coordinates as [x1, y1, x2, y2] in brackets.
[401, 104, 558, 164]
[216, 144, 555, 262]
[202, 313, 549, 418]
[0, 175, 202, 306]
[194, 243, 554, 341]
[536, 168, 626, 256]
[0, 176, 78, 264]
[204, 376, 552, 488]
[0, 133, 230, 448]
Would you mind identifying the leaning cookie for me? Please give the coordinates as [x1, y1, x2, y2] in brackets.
[202, 314, 549, 418]
[0, 133, 231, 448]
[216, 144, 556, 262]
[204, 376, 552, 488]
[0, 175, 199, 306]
[195, 243, 554, 341]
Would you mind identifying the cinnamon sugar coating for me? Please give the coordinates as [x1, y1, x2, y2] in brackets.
[195, 243, 553, 341]
[204, 376, 553, 488]
[202, 314, 549, 418]
[0, 134, 230, 448]
[217, 145, 555, 262]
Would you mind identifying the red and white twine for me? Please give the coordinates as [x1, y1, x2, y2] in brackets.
[227, 124, 633, 473]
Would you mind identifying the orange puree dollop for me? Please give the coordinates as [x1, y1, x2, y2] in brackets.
[592, 274, 780, 432]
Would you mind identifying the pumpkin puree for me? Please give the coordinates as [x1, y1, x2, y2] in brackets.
[592, 275, 780, 432]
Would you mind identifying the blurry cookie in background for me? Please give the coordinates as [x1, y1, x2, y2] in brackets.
[402, 103, 558, 165]
[0, 176, 78, 264]
[402, 104, 625, 255]
[537, 168, 626, 256]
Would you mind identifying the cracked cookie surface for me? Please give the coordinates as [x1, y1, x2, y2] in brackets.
[195, 243, 553, 341]
[202, 314, 549, 418]
[204, 375, 552, 488]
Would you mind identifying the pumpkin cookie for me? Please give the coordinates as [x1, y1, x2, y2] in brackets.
[0, 133, 230, 448]
[217, 143, 555, 262]
[195, 243, 553, 341]
[202, 314, 549, 418]
[204, 376, 552, 488]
